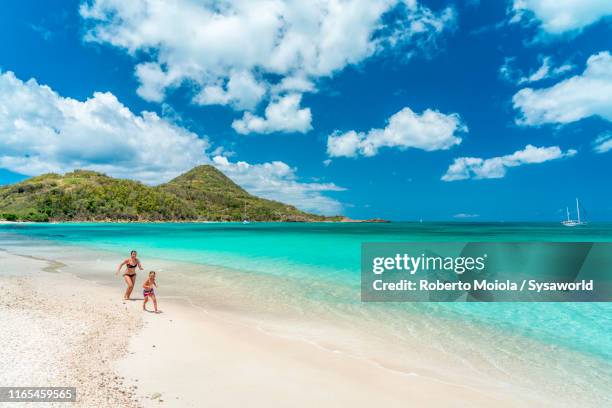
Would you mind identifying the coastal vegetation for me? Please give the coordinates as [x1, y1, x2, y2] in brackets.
[0, 166, 341, 222]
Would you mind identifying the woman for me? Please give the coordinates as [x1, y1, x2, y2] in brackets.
[116, 250, 143, 300]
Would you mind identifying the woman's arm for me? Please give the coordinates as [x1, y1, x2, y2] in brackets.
[137, 259, 144, 270]
[116, 259, 127, 275]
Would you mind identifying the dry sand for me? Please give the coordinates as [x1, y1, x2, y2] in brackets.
[0, 251, 141, 407]
[0, 249, 542, 407]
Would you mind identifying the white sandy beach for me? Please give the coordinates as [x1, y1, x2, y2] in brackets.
[0, 249, 517, 408]
[0, 251, 141, 407]
[0, 248, 603, 407]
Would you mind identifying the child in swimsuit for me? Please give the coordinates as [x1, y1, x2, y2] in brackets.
[143, 271, 159, 313]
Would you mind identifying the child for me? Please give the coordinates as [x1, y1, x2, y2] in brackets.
[142, 271, 159, 313]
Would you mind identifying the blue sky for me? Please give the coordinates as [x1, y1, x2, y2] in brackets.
[0, 0, 611, 221]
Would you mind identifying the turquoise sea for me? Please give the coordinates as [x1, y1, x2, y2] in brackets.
[1, 222, 611, 404]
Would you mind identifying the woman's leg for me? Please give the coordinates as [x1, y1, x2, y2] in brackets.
[123, 275, 134, 300]
[127, 275, 136, 299]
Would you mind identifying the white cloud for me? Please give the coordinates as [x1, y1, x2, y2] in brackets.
[212, 156, 344, 215]
[211, 146, 236, 158]
[499, 57, 518, 83]
[0, 71, 344, 214]
[512, 0, 612, 34]
[327, 107, 466, 158]
[453, 213, 479, 218]
[80, 0, 456, 111]
[519, 57, 574, 84]
[193, 71, 267, 111]
[441, 144, 576, 181]
[513, 52, 612, 125]
[593, 132, 612, 153]
[272, 75, 316, 94]
[523, 58, 552, 82]
[0, 71, 209, 184]
[29, 24, 54, 41]
[232, 94, 312, 134]
[500, 56, 574, 85]
[134, 62, 179, 103]
[380, 2, 456, 59]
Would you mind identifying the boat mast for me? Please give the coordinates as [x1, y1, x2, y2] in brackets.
[576, 198, 581, 224]
[566, 207, 570, 222]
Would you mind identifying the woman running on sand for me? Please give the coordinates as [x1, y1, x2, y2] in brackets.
[116, 250, 143, 300]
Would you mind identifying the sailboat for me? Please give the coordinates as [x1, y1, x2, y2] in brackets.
[242, 201, 250, 224]
[561, 198, 586, 227]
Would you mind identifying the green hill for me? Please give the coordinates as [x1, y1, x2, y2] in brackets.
[0, 166, 340, 222]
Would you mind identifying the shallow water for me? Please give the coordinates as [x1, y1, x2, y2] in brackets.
[1, 222, 611, 405]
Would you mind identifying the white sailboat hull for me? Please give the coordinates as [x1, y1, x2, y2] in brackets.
[561, 198, 587, 227]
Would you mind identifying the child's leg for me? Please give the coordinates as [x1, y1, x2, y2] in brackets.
[151, 294, 158, 312]
[143, 296, 149, 311]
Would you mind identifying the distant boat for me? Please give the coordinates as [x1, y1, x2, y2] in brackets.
[562, 198, 587, 227]
[242, 201, 250, 224]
